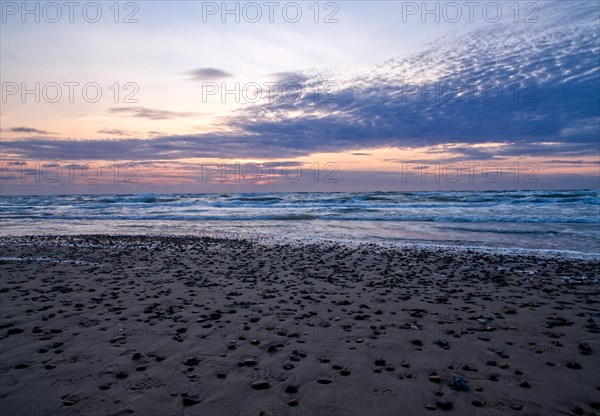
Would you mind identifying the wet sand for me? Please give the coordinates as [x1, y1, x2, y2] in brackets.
[0, 235, 599, 416]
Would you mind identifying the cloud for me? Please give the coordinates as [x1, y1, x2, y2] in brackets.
[559, 118, 600, 138]
[542, 160, 600, 165]
[267, 72, 309, 83]
[352, 152, 372, 156]
[7, 126, 53, 135]
[98, 129, 131, 136]
[186, 68, 233, 81]
[109, 107, 196, 120]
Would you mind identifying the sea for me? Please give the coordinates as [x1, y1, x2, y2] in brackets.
[1, 190, 599, 257]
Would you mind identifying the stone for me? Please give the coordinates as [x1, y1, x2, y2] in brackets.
[251, 380, 271, 390]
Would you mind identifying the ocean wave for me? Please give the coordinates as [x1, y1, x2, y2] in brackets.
[1, 190, 598, 225]
[267, 214, 319, 220]
[1, 213, 597, 224]
[235, 196, 283, 202]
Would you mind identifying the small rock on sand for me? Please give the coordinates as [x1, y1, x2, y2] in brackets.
[251, 380, 271, 390]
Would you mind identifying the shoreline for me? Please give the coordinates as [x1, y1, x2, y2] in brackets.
[1, 235, 599, 416]
[2, 232, 599, 261]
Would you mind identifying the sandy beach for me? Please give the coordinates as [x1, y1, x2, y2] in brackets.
[0, 235, 598, 416]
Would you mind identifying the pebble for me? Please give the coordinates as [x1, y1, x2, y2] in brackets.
[7, 328, 25, 337]
[578, 342, 592, 354]
[185, 357, 200, 366]
[571, 406, 584, 415]
[436, 401, 453, 410]
[182, 395, 201, 406]
[434, 340, 450, 350]
[428, 374, 441, 383]
[510, 404, 523, 410]
[251, 380, 271, 390]
[449, 376, 469, 391]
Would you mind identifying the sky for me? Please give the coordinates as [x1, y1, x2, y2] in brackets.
[1, 0, 599, 194]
